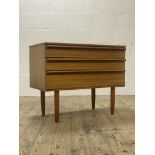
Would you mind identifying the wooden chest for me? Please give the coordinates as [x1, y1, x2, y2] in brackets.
[29, 42, 126, 122]
[30, 42, 125, 90]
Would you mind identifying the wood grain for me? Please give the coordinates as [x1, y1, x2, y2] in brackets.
[46, 61, 125, 71]
[20, 95, 135, 155]
[46, 48, 125, 59]
[46, 72, 125, 90]
[29, 44, 46, 91]
[29, 42, 126, 91]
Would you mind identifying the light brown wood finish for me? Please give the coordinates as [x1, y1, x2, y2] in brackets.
[30, 42, 126, 91]
[29, 44, 46, 91]
[40, 91, 45, 116]
[46, 72, 125, 90]
[46, 60, 125, 71]
[110, 87, 115, 114]
[20, 96, 135, 155]
[54, 91, 59, 122]
[29, 42, 126, 122]
[91, 88, 95, 109]
[46, 48, 125, 59]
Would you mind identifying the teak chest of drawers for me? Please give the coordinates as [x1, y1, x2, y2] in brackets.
[29, 42, 126, 122]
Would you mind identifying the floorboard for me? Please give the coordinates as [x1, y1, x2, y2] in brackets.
[20, 95, 135, 155]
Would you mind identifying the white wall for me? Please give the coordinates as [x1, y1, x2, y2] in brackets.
[19, 0, 135, 96]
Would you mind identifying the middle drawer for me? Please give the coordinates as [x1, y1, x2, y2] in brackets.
[46, 60, 125, 71]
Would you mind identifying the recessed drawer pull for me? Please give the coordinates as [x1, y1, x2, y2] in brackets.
[46, 70, 126, 75]
[46, 58, 126, 62]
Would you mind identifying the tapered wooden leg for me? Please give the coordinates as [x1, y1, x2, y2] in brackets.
[54, 91, 59, 122]
[91, 88, 95, 109]
[40, 91, 45, 116]
[110, 87, 115, 114]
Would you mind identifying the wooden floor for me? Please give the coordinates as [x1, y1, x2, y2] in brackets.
[20, 95, 135, 155]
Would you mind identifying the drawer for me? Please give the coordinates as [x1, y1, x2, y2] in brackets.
[45, 48, 125, 59]
[46, 71, 125, 90]
[46, 60, 125, 71]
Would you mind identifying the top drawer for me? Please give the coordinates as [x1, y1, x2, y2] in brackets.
[45, 48, 125, 59]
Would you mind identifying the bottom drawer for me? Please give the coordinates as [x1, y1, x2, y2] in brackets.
[46, 72, 125, 90]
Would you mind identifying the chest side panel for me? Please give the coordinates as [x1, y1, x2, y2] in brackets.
[29, 44, 46, 91]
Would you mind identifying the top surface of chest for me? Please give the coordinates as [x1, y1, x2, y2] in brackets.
[30, 42, 126, 50]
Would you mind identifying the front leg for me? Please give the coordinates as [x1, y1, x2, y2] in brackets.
[40, 91, 45, 116]
[54, 91, 60, 122]
[110, 87, 115, 114]
[91, 88, 96, 109]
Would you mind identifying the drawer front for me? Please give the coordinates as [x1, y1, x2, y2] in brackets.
[46, 72, 125, 90]
[46, 60, 125, 71]
[45, 47, 125, 90]
[46, 48, 125, 59]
